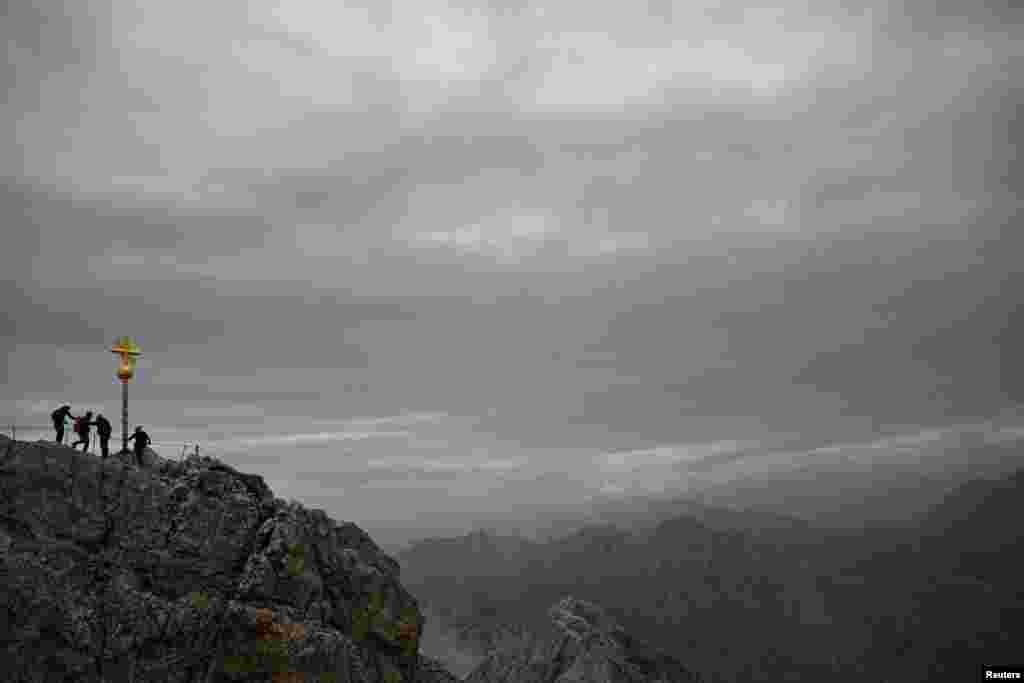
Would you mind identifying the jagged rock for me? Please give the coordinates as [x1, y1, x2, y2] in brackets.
[463, 596, 701, 683]
[0, 435, 456, 683]
[415, 656, 462, 683]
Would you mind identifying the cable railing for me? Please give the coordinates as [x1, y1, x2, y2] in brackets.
[3, 423, 218, 461]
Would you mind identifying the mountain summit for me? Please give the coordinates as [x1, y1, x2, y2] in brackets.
[0, 434, 458, 683]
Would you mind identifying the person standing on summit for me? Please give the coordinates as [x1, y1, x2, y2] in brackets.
[127, 426, 151, 467]
[94, 413, 113, 459]
[51, 405, 74, 444]
[71, 411, 94, 452]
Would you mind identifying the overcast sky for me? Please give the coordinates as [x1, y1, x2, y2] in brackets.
[2, 0, 1021, 540]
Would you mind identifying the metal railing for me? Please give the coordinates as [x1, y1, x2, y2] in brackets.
[3, 423, 212, 461]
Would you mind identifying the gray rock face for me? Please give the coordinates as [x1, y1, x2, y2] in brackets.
[0, 435, 458, 683]
[464, 597, 701, 683]
[415, 656, 462, 683]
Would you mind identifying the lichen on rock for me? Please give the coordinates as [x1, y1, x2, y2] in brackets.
[0, 434, 449, 683]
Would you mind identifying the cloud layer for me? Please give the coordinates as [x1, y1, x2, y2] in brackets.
[3, 0, 1020, 533]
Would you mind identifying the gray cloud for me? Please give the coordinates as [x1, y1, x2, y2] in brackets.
[3, 0, 1020, 533]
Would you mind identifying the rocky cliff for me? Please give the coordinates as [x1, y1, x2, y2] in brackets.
[0, 435, 459, 683]
[463, 597, 701, 683]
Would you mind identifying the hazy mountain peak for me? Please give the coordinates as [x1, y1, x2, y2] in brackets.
[464, 596, 702, 683]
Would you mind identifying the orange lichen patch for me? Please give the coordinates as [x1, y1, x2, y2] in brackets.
[397, 621, 418, 642]
[250, 608, 309, 680]
[254, 610, 305, 638]
[282, 623, 307, 641]
[255, 608, 276, 636]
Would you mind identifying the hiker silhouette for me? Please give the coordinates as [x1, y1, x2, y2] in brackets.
[127, 426, 151, 467]
[50, 405, 73, 444]
[94, 414, 113, 459]
[71, 411, 93, 452]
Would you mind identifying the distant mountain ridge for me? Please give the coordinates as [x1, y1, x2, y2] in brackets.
[401, 462, 1024, 682]
[386, 431, 1024, 555]
[688, 436, 1024, 526]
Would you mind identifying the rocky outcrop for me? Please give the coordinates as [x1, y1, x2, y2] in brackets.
[414, 656, 462, 683]
[464, 597, 701, 683]
[0, 435, 458, 683]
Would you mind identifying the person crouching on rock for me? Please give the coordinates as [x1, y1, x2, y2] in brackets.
[94, 413, 113, 459]
[71, 411, 94, 452]
[127, 426, 151, 467]
[51, 404, 73, 444]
